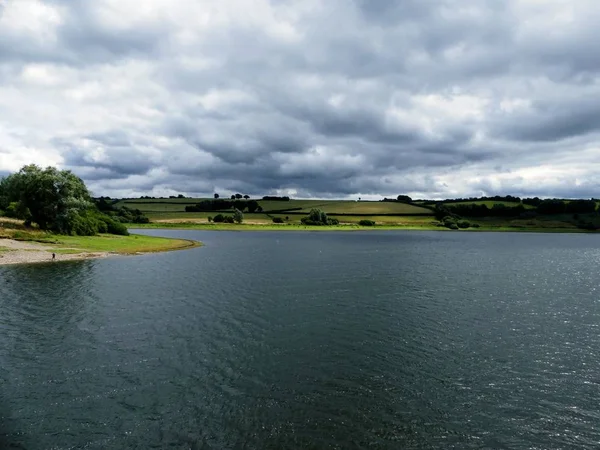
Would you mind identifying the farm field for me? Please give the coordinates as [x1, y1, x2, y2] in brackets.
[295, 201, 432, 215]
[118, 198, 434, 215]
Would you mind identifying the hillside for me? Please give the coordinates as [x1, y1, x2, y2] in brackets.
[115, 198, 433, 216]
[95, 195, 600, 232]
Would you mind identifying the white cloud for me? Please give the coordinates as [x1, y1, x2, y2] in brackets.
[1, 0, 600, 199]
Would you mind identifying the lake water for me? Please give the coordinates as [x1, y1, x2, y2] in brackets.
[1, 230, 600, 449]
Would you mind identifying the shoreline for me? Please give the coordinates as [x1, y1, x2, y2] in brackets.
[132, 222, 594, 234]
[0, 238, 111, 266]
[0, 235, 200, 267]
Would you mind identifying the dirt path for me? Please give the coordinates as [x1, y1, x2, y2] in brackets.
[0, 238, 109, 266]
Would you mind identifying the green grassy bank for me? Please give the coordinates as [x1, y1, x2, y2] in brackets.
[0, 218, 200, 254]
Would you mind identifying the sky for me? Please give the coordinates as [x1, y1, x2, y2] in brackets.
[1, 0, 600, 200]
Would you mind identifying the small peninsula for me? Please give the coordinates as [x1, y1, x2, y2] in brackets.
[0, 165, 199, 265]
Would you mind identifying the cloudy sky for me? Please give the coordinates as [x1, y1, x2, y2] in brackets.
[1, 0, 599, 200]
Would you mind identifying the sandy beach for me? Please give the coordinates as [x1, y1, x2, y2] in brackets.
[0, 238, 109, 266]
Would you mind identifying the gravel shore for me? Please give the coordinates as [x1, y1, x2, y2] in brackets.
[0, 239, 109, 265]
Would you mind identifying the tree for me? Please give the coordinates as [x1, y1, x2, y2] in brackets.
[0, 164, 128, 236]
[301, 208, 339, 226]
[231, 194, 236, 200]
[233, 208, 244, 224]
[247, 200, 259, 213]
[0, 164, 92, 232]
[243, 194, 250, 200]
[177, 194, 185, 198]
[214, 193, 219, 199]
[397, 195, 412, 203]
[235, 193, 243, 199]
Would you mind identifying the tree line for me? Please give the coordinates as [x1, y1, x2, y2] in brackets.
[437, 198, 598, 218]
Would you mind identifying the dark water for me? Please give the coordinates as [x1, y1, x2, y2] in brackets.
[1, 230, 600, 449]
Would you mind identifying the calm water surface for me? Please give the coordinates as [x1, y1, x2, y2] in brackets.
[1, 230, 600, 449]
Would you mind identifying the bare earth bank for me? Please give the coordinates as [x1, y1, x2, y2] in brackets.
[0, 239, 110, 265]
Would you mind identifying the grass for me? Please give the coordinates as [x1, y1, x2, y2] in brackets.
[117, 198, 434, 215]
[296, 201, 432, 215]
[47, 234, 200, 254]
[0, 217, 200, 254]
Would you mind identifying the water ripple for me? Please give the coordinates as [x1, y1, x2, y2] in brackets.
[2, 230, 600, 448]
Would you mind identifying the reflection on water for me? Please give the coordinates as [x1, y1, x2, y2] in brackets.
[1, 230, 600, 449]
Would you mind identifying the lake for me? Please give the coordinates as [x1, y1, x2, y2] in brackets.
[1, 230, 600, 449]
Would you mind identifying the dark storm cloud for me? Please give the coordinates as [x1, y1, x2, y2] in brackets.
[494, 96, 600, 142]
[2, 0, 600, 198]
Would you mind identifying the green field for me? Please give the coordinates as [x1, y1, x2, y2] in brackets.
[296, 201, 431, 215]
[118, 198, 433, 215]
[50, 234, 199, 254]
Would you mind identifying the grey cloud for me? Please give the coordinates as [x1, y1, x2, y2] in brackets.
[494, 96, 600, 142]
[2, 0, 600, 199]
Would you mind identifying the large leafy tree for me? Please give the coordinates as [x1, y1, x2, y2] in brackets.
[0, 164, 128, 236]
[0, 165, 92, 232]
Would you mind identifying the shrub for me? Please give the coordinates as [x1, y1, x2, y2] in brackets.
[301, 208, 339, 226]
[471, 223, 481, 228]
[233, 208, 244, 224]
[224, 216, 234, 224]
[106, 219, 129, 236]
[457, 220, 471, 229]
[359, 219, 376, 226]
[97, 215, 129, 235]
[132, 215, 150, 224]
[448, 223, 459, 230]
[69, 214, 99, 236]
[207, 216, 213, 223]
[213, 214, 225, 223]
[96, 219, 108, 233]
[443, 216, 456, 228]
[272, 217, 284, 223]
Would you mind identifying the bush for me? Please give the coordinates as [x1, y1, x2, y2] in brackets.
[106, 219, 129, 236]
[448, 223, 459, 230]
[233, 208, 244, 224]
[97, 215, 129, 235]
[471, 223, 481, 228]
[443, 216, 456, 228]
[577, 219, 600, 230]
[224, 216, 234, 224]
[133, 215, 150, 224]
[213, 214, 225, 223]
[359, 219, 376, 226]
[96, 219, 108, 233]
[272, 217, 284, 223]
[457, 220, 471, 229]
[69, 214, 99, 236]
[301, 208, 339, 226]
